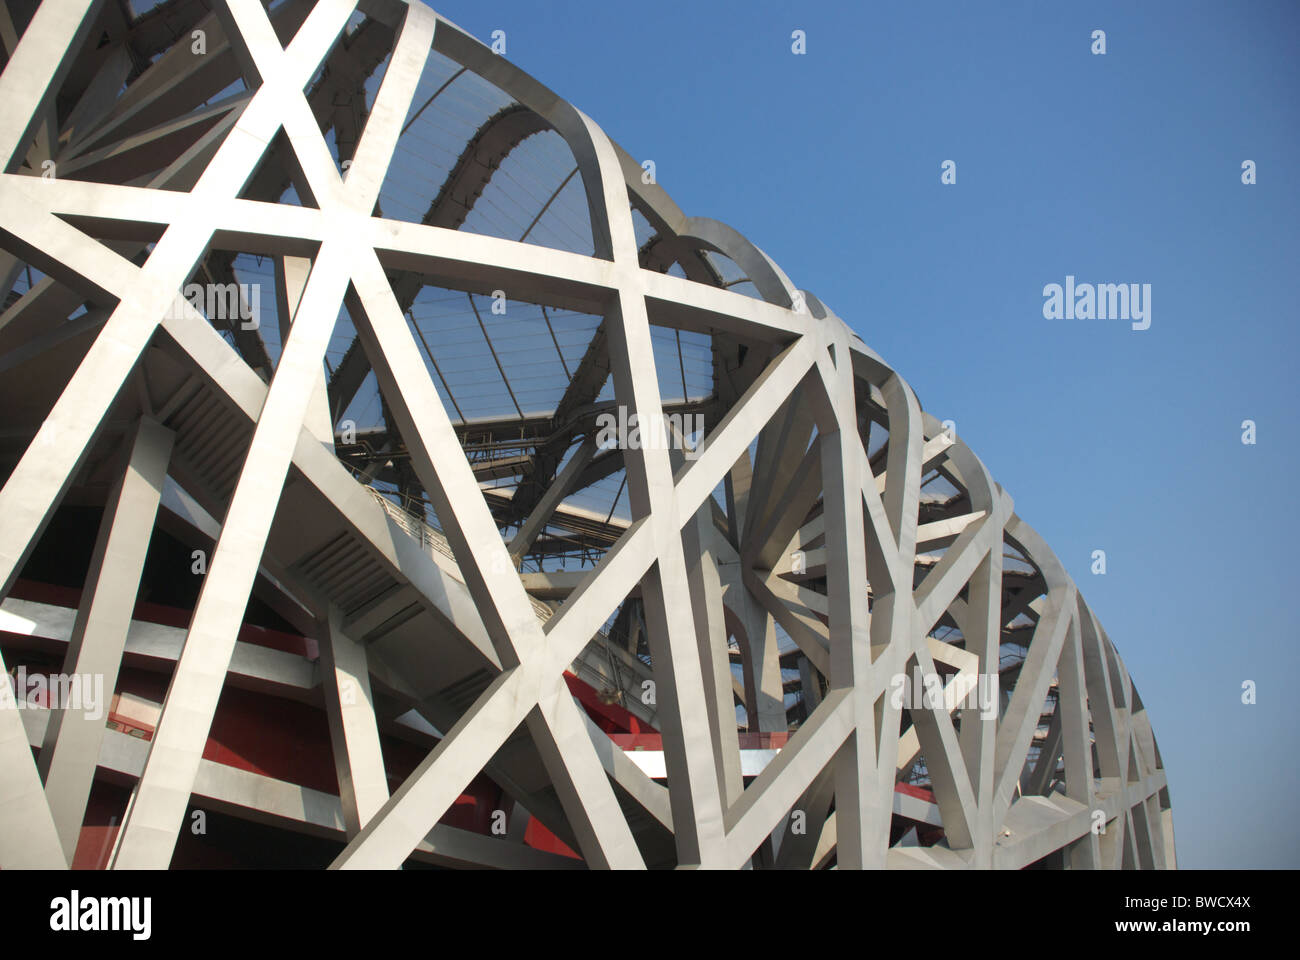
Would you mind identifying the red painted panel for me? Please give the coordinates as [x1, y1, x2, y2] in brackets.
[563, 671, 649, 735]
[523, 817, 581, 860]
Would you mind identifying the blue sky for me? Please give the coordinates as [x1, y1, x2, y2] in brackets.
[435, 0, 1300, 868]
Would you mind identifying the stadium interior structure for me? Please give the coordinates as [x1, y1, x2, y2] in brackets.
[0, 0, 1174, 869]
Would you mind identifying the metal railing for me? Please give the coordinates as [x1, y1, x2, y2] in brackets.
[364, 484, 457, 563]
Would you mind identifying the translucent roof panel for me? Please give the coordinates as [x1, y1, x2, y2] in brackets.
[393, 287, 604, 424]
[462, 131, 593, 255]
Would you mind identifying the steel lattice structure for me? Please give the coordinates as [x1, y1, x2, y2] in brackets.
[0, 0, 1173, 869]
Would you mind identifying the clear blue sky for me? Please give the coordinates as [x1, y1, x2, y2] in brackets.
[434, 0, 1300, 868]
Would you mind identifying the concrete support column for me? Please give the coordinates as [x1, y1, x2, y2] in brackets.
[39, 416, 174, 860]
[684, 512, 743, 807]
[1057, 612, 1100, 868]
[321, 605, 390, 835]
[817, 370, 882, 869]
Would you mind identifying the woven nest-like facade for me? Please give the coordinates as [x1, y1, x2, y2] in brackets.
[0, 0, 1172, 869]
